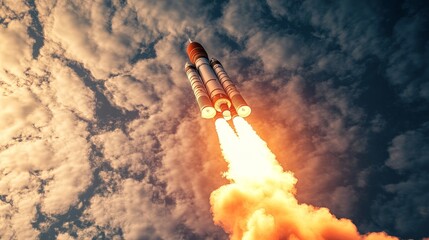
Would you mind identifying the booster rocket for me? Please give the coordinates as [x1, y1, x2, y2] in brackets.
[185, 40, 251, 120]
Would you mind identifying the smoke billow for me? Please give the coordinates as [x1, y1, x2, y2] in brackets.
[211, 117, 398, 240]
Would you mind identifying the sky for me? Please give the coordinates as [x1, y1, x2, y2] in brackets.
[0, 0, 428, 239]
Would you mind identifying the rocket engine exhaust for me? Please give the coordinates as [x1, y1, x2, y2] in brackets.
[211, 117, 399, 240]
[183, 40, 398, 240]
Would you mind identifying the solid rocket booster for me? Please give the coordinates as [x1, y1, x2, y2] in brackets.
[187, 41, 232, 120]
[210, 58, 251, 118]
[185, 41, 251, 120]
[185, 63, 217, 118]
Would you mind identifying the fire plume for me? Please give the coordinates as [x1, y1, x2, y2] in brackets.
[211, 117, 397, 240]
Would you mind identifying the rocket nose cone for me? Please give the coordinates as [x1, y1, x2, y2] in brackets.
[187, 42, 208, 64]
[209, 58, 221, 67]
[185, 62, 196, 71]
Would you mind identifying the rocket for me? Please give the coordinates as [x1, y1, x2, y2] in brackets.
[185, 40, 251, 120]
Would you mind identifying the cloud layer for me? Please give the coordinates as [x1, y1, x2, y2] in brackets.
[1, 0, 428, 239]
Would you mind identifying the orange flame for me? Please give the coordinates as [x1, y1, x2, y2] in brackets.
[211, 117, 398, 240]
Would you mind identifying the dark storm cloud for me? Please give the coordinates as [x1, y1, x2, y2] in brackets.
[386, 2, 429, 103]
[376, 172, 429, 237]
[372, 123, 429, 238]
[387, 123, 429, 171]
[0, 0, 428, 239]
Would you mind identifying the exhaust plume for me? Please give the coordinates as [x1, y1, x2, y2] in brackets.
[211, 117, 398, 240]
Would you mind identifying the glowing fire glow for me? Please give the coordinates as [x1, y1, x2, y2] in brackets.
[211, 117, 398, 240]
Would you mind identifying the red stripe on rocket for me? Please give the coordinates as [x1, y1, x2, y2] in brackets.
[185, 40, 251, 120]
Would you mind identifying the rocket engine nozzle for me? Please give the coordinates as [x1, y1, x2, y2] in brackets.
[220, 103, 231, 121]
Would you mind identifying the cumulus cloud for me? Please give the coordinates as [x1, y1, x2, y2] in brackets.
[0, 189, 40, 239]
[0, 89, 92, 236]
[160, 119, 227, 237]
[246, 32, 310, 72]
[385, 2, 429, 103]
[104, 75, 159, 112]
[371, 123, 429, 237]
[0, 18, 33, 79]
[91, 128, 148, 175]
[40, 110, 92, 215]
[87, 178, 175, 240]
[0, 88, 49, 145]
[0, 0, 428, 239]
[41, 1, 146, 79]
[50, 60, 95, 120]
[386, 124, 429, 171]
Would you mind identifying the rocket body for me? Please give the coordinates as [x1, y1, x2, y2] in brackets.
[185, 41, 251, 120]
[185, 63, 216, 119]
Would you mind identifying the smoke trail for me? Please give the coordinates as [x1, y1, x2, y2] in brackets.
[211, 117, 398, 240]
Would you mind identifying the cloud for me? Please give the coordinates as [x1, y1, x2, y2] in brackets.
[385, 2, 429, 103]
[160, 119, 227, 237]
[265, 0, 292, 19]
[131, 0, 211, 35]
[50, 60, 95, 120]
[86, 178, 176, 240]
[41, 110, 92, 215]
[0, 88, 92, 236]
[0, 189, 40, 239]
[242, 73, 368, 212]
[0, 88, 49, 145]
[104, 75, 159, 112]
[211, 117, 397, 240]
[301, 0, 387, 60]
[41, 1, 147, 79]
[372, 123, 429, 237]
[0, 26, 93, 238]
[221, 1, 268, 41]
[0, 19, 33, 79]
[91, 129, 147, 174]
[386, 123, 429, 171]
[245, 32, 310, 72]
[0, 0, 428, 239]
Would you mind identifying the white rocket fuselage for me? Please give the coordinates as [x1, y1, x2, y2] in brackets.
[185, 63, 216, 119]
[185, 41, 251, 120]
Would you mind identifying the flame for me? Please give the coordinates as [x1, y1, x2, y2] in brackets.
[211, 117, 398, 240]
